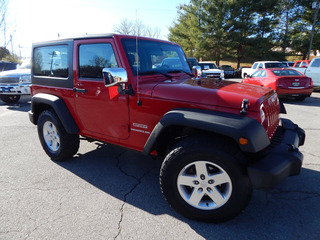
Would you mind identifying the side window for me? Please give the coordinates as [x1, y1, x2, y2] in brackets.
[301, 62, 307, 67]
[260, 70, 266, 77]
[258, 63, 263, 69]
[310, 59, 320, 68]
[34, 45, 68, 78]
[79, 43, 118, 79]
[252, 63, 258, 69]
[252, 70, 262, 77]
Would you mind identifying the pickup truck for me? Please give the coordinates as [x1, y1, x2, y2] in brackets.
[0, 61, 31, 103]
[292, 60, 311, 68]
[198, 61, 224, 79]
[28, 34, 305, 223]
[241, 61, 286, 78]
[292, 57, 320, 87]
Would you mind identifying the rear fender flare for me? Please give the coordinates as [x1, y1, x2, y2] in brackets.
[30, 93, 79, 134]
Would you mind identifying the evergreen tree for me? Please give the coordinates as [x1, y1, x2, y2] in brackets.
[169, 0, 204, 59]
[169, 0, 319, 64]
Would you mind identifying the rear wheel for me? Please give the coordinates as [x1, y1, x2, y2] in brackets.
[160, 136, 252, 222]
[0, 95, 20, 103]
[295, 95, 306, 101]
[37, 110, 79, 161]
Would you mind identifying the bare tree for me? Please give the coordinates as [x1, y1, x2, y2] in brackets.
[0, 0, 8, 46]
[113, 18, 161, 38]
[113, 19, 134, 35]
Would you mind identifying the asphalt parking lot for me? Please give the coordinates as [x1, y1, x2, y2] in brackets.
[1, 86, 319, 240]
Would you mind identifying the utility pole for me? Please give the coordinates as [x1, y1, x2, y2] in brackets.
[307, 1, 320, 60]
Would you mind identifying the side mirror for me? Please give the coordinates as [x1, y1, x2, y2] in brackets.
[192, 66, 202, 78]
[103, 68, 128, 87]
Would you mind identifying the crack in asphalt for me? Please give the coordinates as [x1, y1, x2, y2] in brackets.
[260, 188, 320, 207]
[269, 189, 320, 201]
[22, 188, 71, 239]
[25, 214, 70, 240]
[113, 151, 155, 240]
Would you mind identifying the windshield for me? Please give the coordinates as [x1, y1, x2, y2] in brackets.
[121, 38, 191, 76]
[0, 62, 18, 71]
[272, 69, 302, 76]
[220, 65, 233, 70]
[265, 63, 286, 68]
[199, 63, 217, 70]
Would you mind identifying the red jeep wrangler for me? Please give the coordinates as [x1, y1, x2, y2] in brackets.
[29, 34, 305, 222]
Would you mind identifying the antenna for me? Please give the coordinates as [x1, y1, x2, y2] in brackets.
[136, 9, 142, 106]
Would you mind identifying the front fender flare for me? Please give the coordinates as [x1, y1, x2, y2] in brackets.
[142, 109, 270, 155]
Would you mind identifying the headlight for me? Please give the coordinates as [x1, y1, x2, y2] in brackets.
[260, 104, 269, 129]
[260, 104, 265, 123]
[19, 75, 31, 83]
[221, 71, 225, 78]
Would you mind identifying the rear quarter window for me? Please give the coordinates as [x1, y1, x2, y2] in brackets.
[33, 45, 69, 78]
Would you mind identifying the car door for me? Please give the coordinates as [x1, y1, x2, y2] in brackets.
[258, 70, 267, 86]
[305, 58, 320, 86]
[73, 39, 130, 140]
[249, 70, 262, 85]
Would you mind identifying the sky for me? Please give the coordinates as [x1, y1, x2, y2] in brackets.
[5, 0, 190, 58]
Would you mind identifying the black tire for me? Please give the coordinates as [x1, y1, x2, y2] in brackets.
[37, 110, 79, 161]
[160, 136, 252, 223]
[0, 95, 20, 103]
[295, 96, 306, 101]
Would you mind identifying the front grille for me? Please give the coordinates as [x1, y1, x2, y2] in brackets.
[0, 76, 20, 84]
[263, 93, 280, 139]
[268, 126, 284, 149]
[205, 73, 220, 78]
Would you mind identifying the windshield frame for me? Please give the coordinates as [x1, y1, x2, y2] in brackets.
[121, 38, 191, 76]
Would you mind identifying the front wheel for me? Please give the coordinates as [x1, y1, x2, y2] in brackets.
[160, 137, 252, 222]
[37, 110, 79, 161]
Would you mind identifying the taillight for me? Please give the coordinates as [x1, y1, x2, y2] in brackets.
[276, 78, 286, 88]
[308, 77, 313, 88]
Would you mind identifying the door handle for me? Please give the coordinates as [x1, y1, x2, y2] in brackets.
[73, 87, 87, 93]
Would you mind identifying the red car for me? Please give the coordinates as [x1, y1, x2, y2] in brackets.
[242, 68, 313, 101]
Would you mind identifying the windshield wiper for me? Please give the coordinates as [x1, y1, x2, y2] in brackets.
[167, 70, 193, 77]
[139, 71, 173, 79]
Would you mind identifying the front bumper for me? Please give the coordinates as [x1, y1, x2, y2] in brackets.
[247, 118, 305, 189]
[0, 84, 31, 95]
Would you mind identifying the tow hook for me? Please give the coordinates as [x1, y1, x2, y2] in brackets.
[287, 144, 296, 152]
[240, 99, 249, 115]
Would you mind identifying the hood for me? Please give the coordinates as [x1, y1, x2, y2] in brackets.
[151, 78, 273, 111]
[0, 68, 31, 77]
[0, 68, 31, 84]
[202, 69, 222, 74]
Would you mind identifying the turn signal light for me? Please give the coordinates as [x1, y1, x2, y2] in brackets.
[239, 137, 249, 145]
